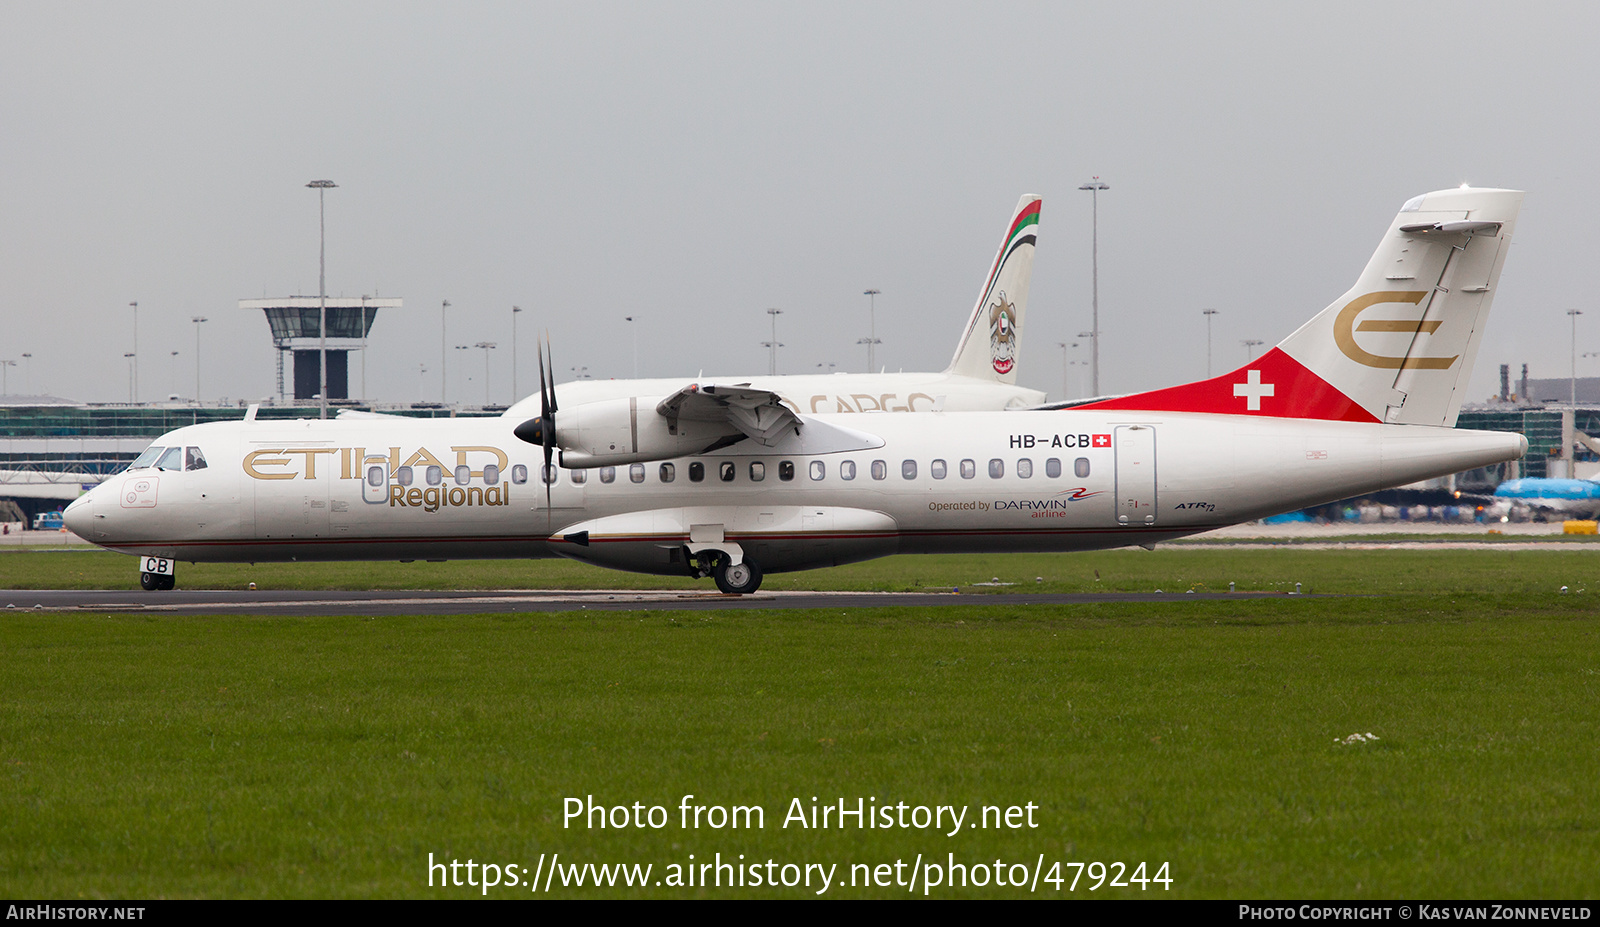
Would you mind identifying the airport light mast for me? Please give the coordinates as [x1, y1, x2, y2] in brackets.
[765, 308, 783, 375]
[1203, 309, 1219, 378]
[440, 300, 450, 403]
[862, 289, 881, 373]
[1569, 309, 1583, 407]
[512, 306, 522, 400]
[1078, 178, 1109, 395]
[192, 317, 207, 400]
[128, 302, 138, 402]
[476, 342, 496, 405]
[306, 180, 337, 419]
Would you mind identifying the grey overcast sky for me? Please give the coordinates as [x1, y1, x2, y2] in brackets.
[4, 1, 1598, 406]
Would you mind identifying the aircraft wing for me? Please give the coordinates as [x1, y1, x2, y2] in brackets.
[656, 383, 800, 446]
[545, 382, 882, 467]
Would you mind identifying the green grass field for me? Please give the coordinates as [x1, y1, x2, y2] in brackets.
[3, 545, 1597, 596]
[2, 549, 1598, 898]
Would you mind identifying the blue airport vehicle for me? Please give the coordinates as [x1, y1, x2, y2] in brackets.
[1493, 478, 1600, 501]
[32, 511, 64, 530]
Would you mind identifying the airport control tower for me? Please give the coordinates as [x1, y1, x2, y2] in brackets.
[242, 296, 402, 401]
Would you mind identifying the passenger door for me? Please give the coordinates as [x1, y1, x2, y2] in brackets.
[1114, 425, 1157, 526]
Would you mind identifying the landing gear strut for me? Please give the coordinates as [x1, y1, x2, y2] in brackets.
[712, 558, 762, 595]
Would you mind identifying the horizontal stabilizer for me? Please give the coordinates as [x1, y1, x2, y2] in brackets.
[1398, 219, 1502, 236]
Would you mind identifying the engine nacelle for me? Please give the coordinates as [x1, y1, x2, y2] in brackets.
[548, 505, 900, 575]
[555, 397, 743, 468]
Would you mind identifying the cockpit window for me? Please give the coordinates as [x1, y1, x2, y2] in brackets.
[155, 447, 184, 470]
[129, 446, 165, 470]
[186, 447, 208, 471]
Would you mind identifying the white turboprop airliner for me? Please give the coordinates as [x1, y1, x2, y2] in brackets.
[504, 194, 1046, 417]
[68, 187, 1527, 594]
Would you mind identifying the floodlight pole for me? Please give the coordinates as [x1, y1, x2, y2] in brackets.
[862, 289, 881, 372]
[192, 316, 207, 400]
[765, 308, 783, 375]
[1570, 309, 1583, 407]
[1242, 338, 1264, 362]
[440, 300, 451, 403]
[512, 306, 522, 400]
[306, 180, 336, 419]
[1202, 309, 1219, 378]
[20, 353, 31, 395]
[128, 301, 138, 402]
[476, 342, 496, 404]
[1078, 178, 1109, 395]
[360, 295, 368, 402]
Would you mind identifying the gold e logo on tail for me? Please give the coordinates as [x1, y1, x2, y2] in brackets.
[989, 293, 1017, 375]
[1333, 291, 1458, 370]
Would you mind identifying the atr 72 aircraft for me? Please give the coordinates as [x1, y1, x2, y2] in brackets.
[67, 186, 1527, 594]
[503, 194, 1047, 418]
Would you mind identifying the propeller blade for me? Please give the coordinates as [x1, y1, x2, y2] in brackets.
[539, 338, 555, 520]
[538, 339, 550, 421]
[546, 341, 557, 416]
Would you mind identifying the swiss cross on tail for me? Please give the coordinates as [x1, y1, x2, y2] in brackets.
[1232, 369, 1275, 410]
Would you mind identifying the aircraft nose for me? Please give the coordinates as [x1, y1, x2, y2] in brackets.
[63, 492, 95, 538]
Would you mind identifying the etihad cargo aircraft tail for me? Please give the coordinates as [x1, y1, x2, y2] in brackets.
[1077, 187, 1523, 427]
[945, 194, 1041, 384]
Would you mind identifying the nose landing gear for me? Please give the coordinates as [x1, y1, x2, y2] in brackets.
[139, 556, 176, 591]
[139, 570, 176, 591]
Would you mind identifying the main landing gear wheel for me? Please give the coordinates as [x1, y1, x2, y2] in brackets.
[140, 572, 175, 591]
[713, 558, 763, 595]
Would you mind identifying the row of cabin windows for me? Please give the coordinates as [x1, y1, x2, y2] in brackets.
[559, 457, 1092, 486]
[379, 463, 530, 488]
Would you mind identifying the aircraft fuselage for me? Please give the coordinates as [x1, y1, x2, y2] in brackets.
[68, 411, 1525, 574]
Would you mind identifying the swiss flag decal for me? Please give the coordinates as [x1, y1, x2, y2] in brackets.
[1091, 434, 1111, 447]
[1072, 348, 1378, 422]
